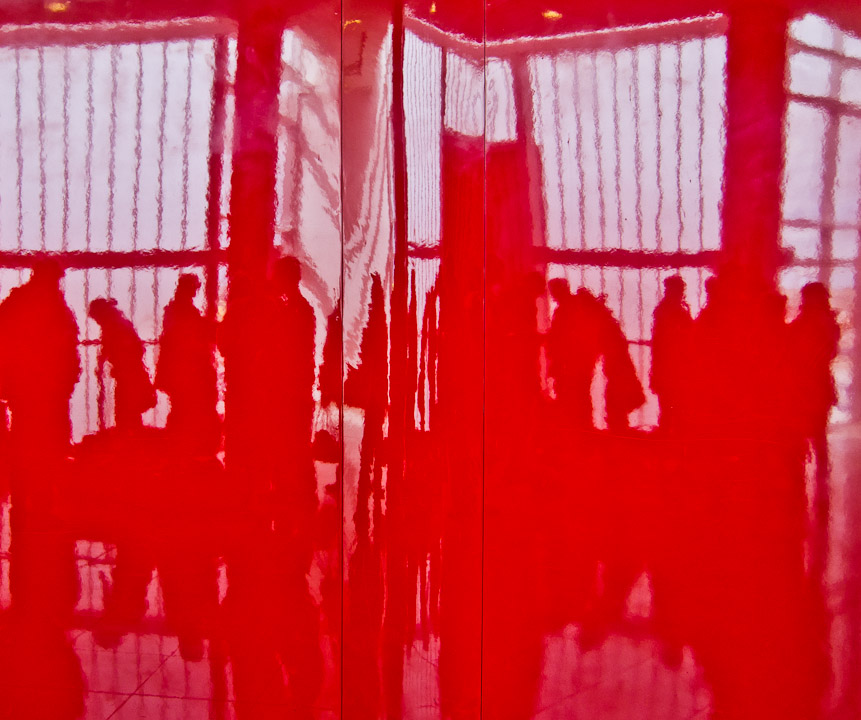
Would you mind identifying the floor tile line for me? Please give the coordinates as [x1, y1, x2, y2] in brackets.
[102, 647, 178, 720]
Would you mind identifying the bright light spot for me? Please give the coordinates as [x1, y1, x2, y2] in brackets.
[45, 1, 69, 11]
[430, 2, 437, 12]
[542, 10, 562, 20]
[344, 19, 362, 28]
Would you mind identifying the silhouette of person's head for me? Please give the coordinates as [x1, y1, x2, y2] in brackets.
[88, 297, 120, 326]
[175, 274, 201, 302]
[800, 282, 832, 314]
[663, 275, 686, 303]
[548, 278, 571, 303]
[273, 256, 302, 296]
[31, 258, 64, 288]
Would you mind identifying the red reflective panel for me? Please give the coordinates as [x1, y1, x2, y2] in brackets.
[0, 1, 858, 719]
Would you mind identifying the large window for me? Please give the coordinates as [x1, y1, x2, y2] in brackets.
[0, 20, 236, 439]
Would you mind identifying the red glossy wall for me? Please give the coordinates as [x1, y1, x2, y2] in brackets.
[0, 0, 858, 718]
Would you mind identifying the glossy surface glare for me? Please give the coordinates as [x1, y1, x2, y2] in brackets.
[0, 1, 858, 719]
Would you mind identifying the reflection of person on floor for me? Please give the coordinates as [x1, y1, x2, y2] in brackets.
[89, 298, 156, 431]
[788, 281, 840, 480]
[650, 275, 694, 432]
[0, 618, 85, 720]
[94, 446, 223, 660]
[226, 524, 324, 720]
[156, 274, 219, 455]
[672, 434, 829, 720]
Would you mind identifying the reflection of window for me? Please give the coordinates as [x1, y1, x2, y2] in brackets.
[0, 23, 236, 439]
[404, 31, 442, 249]
[529, 37, 727, 252]
[781, 14, 861, 421]
[442, 53, 517, 141]
[402, 30, 518, 250]
[522, 20, 727, 428]
[403, 17, 727, 430]
[275, 30, 341, 298]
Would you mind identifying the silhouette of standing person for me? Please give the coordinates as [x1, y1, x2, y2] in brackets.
[347, 273, 389, 542]
[0, 260, 81, 625]
[271, 257, 317, 513]
[155, 274, 219, 454]
[0, 259, 80, 459]
[651, 275, 694, 432]
[546, 279, 602, 429]
[312, 299, 343, 468]
[88, 298, 156, 432]
[788, 282, 841, 480]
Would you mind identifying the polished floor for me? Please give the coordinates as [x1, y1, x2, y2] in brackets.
[0, 1, 859, 719]
[0, 422, 857, 719]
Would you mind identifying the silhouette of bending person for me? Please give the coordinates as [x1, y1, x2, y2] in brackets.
[788, 281, 840, 479]
[650, 275, 694, 432]
[0, 259, 80, 458]
[89, 298, 156, 431]
[592, 292, 645, 432]
[156, 274, 219, 454]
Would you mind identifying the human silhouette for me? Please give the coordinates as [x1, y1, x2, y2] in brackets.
[155, 274, 219, 454]
[270, 256, 317, 528]
[348, 273, 389, 542]
[692, 270, 799, 438]
[88, 298, 156, 431]
[316, 299, 343, 463]
[220, 258, 325, 720]
[650, 275, 694, 432]
[546, 279, 602, 429]
[0, 259, 80, 458]
[418, 284, 438, 432]
[0, 262, 81, 630]
[592, 292, 645, 432]
[218, 276, 278, 495]
[318, 301, 342, 411]
[788, 281, 841, 480]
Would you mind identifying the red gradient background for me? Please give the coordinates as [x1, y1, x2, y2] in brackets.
[0, 1, 858, 719]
